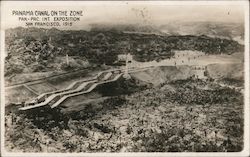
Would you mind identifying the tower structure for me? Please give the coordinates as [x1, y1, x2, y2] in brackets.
[123, 53, 132, 79]
[66, 53, 69, 65]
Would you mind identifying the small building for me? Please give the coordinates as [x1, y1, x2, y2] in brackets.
[117, 53, 133, 62]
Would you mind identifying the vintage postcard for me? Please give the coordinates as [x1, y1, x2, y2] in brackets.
[0, 1, 249, 156]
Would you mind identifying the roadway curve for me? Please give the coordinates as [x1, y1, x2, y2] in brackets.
[19, 70, 121, 111]
[18, 66, 154, 111]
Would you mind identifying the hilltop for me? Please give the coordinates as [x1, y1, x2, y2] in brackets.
[5, 26, 244, 76]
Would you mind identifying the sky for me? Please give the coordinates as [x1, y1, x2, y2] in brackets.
[1, 1, 247, 30]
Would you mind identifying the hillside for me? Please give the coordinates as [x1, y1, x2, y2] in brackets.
[5, 27, 244, 76]
[159, 22, 244, 43]
[5, 75, 243, 152]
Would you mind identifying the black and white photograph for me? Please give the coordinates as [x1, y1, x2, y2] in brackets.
[0, 1, 249, 156]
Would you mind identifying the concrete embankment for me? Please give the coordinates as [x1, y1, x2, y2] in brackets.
[130, 63, 243, 87]
[206, 63, 244, 80]
[130, 65, 193, 86]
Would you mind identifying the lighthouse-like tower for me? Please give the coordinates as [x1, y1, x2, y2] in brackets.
[66, 53, 69, 65]
[123, 53, 132, 79]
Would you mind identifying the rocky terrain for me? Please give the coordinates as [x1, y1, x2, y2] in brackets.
[5, 76, 244, 152]
[4, 23, 245, 153]
[5, 25, 243, 77]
